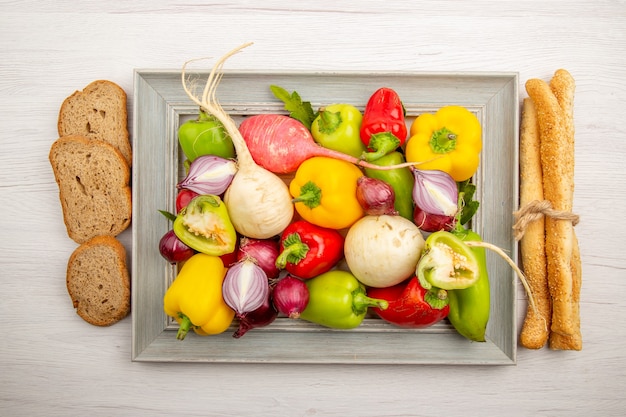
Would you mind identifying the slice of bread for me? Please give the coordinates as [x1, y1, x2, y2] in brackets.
[49, 135, 132, 244]
[66, 235, 131, 326]
[58, 80, 132, 166]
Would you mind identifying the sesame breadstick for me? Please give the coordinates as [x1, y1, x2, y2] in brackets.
[519, 97, 551, 349]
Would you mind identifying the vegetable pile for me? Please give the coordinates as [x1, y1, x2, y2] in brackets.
[159, 43, 528, 343]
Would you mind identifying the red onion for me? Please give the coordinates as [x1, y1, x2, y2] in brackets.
[413, 205, 456, 233]
[233, 290, 278, 338]
[237, 237, 280, 279]
[412, 169, 459, 217]
[158, 229, 195, 264]
[272, 275, 310, 319]
[222, 259, 269, 315]
[355, 176, 398, 216]
[177, 155, 237, 195]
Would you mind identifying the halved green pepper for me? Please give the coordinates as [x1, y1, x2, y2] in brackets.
[299, 270, 388, 329]
[417, 231, 480, 290]
[311, 104, 367, 158]
[447, 226, 490, 342]
[173, 194, 237, 256]
[363, 151, 415, 220]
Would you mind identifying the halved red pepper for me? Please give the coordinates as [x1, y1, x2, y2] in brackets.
[368, 276, 450, 328]
[360, 87, 408, 161]
[274, 220, 344, 279]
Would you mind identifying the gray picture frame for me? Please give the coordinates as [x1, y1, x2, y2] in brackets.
[131, 70, 519, 364]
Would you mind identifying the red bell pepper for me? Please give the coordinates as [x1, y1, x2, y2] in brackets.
[275, 220, 344, 279]
[367, 276, 450, 328]
[360, 87, 408, 161]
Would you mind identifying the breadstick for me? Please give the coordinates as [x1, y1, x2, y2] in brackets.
[519, 98, 551, 349]
[548, 69, 582, 349]
[525, 77, 576, 336]
[549, 230, 582, 350]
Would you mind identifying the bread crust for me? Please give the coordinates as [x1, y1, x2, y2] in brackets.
[66, 235, 130, 326]
[49, 135, 132, 244]
[525, 71, 578, 339]
[548, 69, 582, 350]
[519, 98, 551, 349]
[57, 80, 132, 166]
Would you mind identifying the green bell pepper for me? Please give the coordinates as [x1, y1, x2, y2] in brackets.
[299, 270, 388, 329]
[178, 110, 236, 162]
[363, 151, 415, 220]
[311, 104, 367, 158]
[447, 226, 491, 342]
[417, 231, 480, 291]
[173, 195, 237, 256]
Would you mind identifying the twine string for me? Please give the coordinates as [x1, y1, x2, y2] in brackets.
[513, 200, 580, 240]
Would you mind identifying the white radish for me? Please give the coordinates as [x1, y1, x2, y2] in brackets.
[181, 43, 294, 239]
[344, 215, 425, 288]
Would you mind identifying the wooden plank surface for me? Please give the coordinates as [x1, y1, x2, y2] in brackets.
[1, 1, 624, 416]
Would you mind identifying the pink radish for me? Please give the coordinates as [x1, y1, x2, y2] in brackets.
[239, 114, 422, 174]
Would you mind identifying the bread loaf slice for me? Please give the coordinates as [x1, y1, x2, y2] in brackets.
[49, 135, 132, 244]
[58, 80, 132, 166]
[66, 235, 131, 326]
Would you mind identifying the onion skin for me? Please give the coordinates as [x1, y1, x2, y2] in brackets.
[159, 229, 195, 264]
[413, 205, 456, 233]
[355, 176, 398, 216]
[237, 237, 281, 279]
[233, 290, 277, 338]
[272, 275, 310, 319]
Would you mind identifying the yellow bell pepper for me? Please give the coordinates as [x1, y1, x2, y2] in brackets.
[163, 253, 235, 340]
[290, 156, 364, 229]
[405, 105, 482, 182]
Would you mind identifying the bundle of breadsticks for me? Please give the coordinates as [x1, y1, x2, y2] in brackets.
[515, 69, 582, 350]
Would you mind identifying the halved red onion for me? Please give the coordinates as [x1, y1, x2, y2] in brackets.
[222, 259, 269, 315]
[177, 155, 237, 195]
[412, 169, 459, 217]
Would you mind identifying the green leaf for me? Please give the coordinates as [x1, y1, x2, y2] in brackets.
[457, 180, 479, 226]
[158, 209, 177, 222]
[270, 85, 317, 129]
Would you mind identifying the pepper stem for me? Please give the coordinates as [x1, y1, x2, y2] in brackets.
[425, 288, 449, 310]
[361, 132, 401, 162]
[176, 313, 194, 340]
[316, 108, 342, 134]
[275, 233, 310, 269]
[430, 127, 458, 154]
[292, 181, 322, 209]
[197, 109, 212, 122]
[352, 289, 389, 315]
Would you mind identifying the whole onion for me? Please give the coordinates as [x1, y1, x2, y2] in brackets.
[272, 275, 310, 319]
[237, 237, 281, 279]
[222, 259, 269, 315]
[233, 290, 278, 338]
[159, 229, 195, 264]
[355, 176, 398, 216]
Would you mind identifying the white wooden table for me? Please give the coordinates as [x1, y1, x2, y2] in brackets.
[1, 1, 624, 416]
